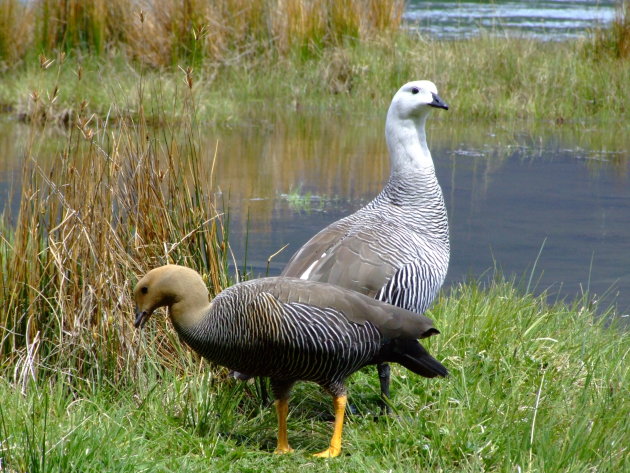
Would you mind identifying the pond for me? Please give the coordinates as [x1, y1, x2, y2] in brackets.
[213, 114, 629, 317]
[406, 0, 618, 41]
[1, 110, 629, 317]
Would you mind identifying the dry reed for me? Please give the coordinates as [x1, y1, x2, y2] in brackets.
[0, 71, 233, 389]
[0, 0, 34, 64]
[590, 0, 630, 59]
[0, 0, 405, 66]
[608, 0, 630, 58]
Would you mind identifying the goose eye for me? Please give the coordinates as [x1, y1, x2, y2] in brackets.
[141, 287, 148, 294]
[411, 87, 420, 95]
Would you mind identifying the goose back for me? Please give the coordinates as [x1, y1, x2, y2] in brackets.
[172, 277, 441, 390]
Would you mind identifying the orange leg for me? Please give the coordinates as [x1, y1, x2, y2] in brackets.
[314, 394, 347, 458]
[274, 398, 294, 454]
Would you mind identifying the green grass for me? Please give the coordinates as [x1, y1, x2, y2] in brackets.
[1, 279, 627, 472]
[1, 30, 629, 127]
[1, 4, 628, 471]
[1, 1, 628, 127]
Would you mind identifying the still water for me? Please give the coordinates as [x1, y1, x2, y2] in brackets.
[406, 0, 618, 41]
[208, 115, 630, 316]
[1, 114, 629, 316]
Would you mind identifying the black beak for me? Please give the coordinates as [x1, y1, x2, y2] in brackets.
[134, 308, 150, 328]
[429, 92, 449, 110]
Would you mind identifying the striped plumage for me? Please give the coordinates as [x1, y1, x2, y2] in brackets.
[133, 264, 446, 457]
[281, 80, 450, 401]
[178, 286, 380, 392]
[373, 172, 449, 313]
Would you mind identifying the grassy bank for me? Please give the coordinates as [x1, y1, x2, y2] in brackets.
[1, 279, 627, 472]
[0, 2, 629, 125]
[1, 2, 628, 471]
[1, 34, 629, 127]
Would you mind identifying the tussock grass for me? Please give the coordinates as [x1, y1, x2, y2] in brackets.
[0, 279, 627, 472]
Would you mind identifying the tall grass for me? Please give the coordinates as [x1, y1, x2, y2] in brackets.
[0, 63, 233, 390]
[0, 0, 33, 64]
[591, 0, 630, 59]
[0, 0, 405, 66]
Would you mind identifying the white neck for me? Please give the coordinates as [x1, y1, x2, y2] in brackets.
[385, 110, 434, 175]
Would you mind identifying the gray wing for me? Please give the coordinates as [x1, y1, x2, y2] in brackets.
[281, 223, 407, 298]
[281, 222, 349, 279]
[251, 278, 439, 340]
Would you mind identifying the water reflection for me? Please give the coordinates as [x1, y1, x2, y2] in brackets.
[210, 113, 389, 237]
[1, 113, 629, 315]
[211, 115, 630, 315]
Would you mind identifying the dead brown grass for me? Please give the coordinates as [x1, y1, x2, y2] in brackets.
[0, 78, 233, 388]
[590, 0, 630, 59]
[612, 0, 630, 58]
[0, 0, 34, 64]
[0, 0, 405, 66]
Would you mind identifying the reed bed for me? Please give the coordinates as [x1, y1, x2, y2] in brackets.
[0, 73, 233, 389]
[0, 0, 404, 66]
[590, 0, 630, 59]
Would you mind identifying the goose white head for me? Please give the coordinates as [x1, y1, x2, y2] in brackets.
[385, 80, 448, 173]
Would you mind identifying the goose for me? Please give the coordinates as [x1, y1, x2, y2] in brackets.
[133, 264, 446, 457]
[281, 80, 450, 403]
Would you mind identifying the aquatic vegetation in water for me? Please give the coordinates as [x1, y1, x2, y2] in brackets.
[280, 185, 341, 214]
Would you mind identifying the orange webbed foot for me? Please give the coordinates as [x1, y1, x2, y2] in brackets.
[313, 446, 341, 458]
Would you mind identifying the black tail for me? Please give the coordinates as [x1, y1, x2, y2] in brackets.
[391, 338, 448, 378]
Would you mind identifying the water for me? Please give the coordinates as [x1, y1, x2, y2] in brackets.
[0, 1, 627, 316]
[405, 0, 618, 41]
[218, 117, 630, 316]
[1, 113, 629, 316]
